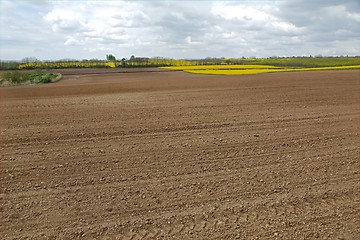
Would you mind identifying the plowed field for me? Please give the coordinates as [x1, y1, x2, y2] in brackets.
[1, 69, 359, 239]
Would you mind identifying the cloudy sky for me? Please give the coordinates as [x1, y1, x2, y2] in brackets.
[1, 0, 359, 60]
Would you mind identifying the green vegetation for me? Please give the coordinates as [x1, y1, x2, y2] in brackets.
[106, 54, 116, 61]
[14, 58, 194, 69]
[0, 61, 22, 70]
[0, 56, 358, 70]
[17, 61, 117, 70]
[0, 70, 61, 86]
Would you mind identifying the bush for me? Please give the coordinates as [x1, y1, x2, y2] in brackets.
[40, 75, 52, 83]
[1, 71, 29, 83]
[1, 70, 59, 85]
[0, 61, 21, 70]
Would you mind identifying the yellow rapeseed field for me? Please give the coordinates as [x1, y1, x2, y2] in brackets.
[163, 65, 360, 75]
[18, 61, 117, 69]
[163, 65, 281, 70]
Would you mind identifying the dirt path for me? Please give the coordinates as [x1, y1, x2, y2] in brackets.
[1, 69, 359, 239]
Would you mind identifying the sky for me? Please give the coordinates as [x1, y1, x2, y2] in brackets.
[1, 0, 359, 61]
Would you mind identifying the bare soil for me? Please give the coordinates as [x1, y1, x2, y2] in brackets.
[1, 69, 359, 239]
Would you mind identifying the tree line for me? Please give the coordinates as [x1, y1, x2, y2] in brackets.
[1, 55, 359, 70]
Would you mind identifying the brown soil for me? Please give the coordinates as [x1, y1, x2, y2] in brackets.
[1, 69, 359, 239]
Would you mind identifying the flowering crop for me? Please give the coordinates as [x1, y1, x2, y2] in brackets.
[163, 65, 360, 75]
[17, 61, 117, 70]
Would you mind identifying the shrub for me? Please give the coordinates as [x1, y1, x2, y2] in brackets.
[1, 70, 59, 85]
[40, 75, 52, 83]
[1, 71, 29, 83]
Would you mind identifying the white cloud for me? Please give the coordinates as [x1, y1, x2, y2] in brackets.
[0, 0, 359, 60]
[185, 36, 192, 44]
[211, 2, 304, 35]
[64, 37, 81, 46]
[211, 3, 272, 21]
[269, 21, 304, 34]
[0, 0, 14, 9]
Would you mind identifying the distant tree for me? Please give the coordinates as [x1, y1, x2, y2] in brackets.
[106, 54, 116, 61]
[121, 58, 126, 67]
[21, 57, 39, 63]
[129, 55, 135, 66]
